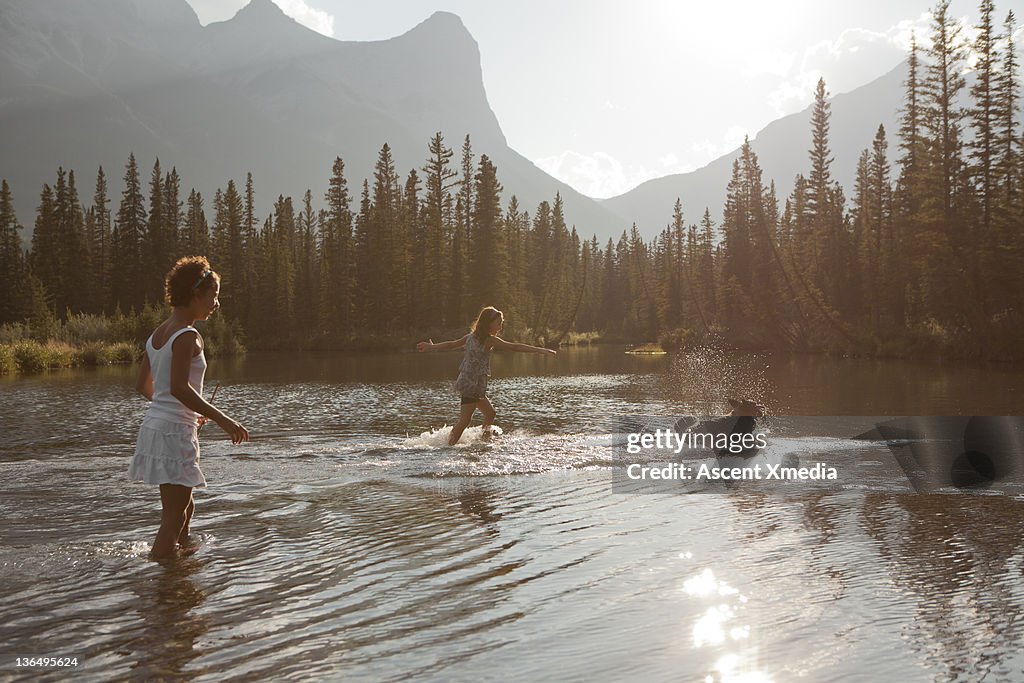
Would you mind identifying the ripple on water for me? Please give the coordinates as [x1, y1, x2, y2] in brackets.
[5, 363, 1024, 680]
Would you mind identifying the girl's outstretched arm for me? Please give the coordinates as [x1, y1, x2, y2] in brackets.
[487, 337, 557, 355]
[417, 335, 469, 352]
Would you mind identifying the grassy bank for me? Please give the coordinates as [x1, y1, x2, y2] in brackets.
[0, 307, 246, 376]
[0, 340, 138, 375]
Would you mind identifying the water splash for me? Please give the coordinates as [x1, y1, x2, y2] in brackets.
[668, 345, 774, 415]
[402, 424, 505, 448]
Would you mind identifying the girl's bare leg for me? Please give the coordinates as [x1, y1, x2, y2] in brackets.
[151, 484, 192, 560]
[479, 398, 497, 435]
[177, 494, 195, 546]
[449, 402, 479, 446]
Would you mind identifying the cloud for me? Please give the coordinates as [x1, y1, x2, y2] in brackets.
[690, 126, 749, 166]
[532, 151, 660, 199]
[535, 129, 751, 199]
[275, 0, 335, 37]
[763, 18, 931, 117]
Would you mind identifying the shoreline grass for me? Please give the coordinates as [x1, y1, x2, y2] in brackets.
[0, 340, 139, 375]
[0, 308, 246, 376]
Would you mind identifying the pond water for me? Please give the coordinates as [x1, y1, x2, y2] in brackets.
[1, 347, 1023, 681]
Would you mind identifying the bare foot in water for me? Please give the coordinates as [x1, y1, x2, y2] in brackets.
[177, 535, 201, 556]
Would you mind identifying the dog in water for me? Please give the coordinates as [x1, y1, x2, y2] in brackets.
[673, 398, 766, 458]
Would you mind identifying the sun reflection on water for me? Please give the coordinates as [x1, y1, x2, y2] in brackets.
[683, 566, 770, 682]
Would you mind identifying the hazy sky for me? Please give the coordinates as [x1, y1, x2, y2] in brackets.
[188, 0, 1002, 198]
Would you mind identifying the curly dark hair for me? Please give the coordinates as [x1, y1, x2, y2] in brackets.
[164, 256, 220, 306]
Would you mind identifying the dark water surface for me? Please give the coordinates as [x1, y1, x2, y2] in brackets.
[2, 347, 1024, 681]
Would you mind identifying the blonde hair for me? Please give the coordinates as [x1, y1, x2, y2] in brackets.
[470, 306, 503, 342]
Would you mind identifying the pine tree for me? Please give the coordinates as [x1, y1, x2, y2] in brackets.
[995, 11, 1019, 199]
[145, 159, 168, 302]
[294, 190, 318, 333]
[658, 199, 686, 330]
[0, 180, 28, 323]
[213, 180, 244, 314]
[165, 168, 183, 259]
[90, 167, 112, 312]
[240, 172, 258, 331]
[721, 156, 751, 288]
[545, 194, 574, 336]
[369, 144, 402, 332]
[354, 179, 374, 329]
[805, 79, 847, 303]
[182, 189, 209, 256]
[625, 225, 656, 340]
[29, 183, 58, 318]
[600, 236, 624, 336]
[421, 133, 457, 327]
[697, 208, 717, 326]
[856, 125, 896, 333]
[59, 169, 88, 314]
[320, 157, 354, 336]
[920, 0, 969, 324]
[898, 34, 926, 184]
[894, 35, 928, 325]
[503, 195, 529, 323]
[459, 135, 475, 242]
[401, 168, 422, 327]
[268, 195, 296, 331]
[468, 154, 505, 309]
[993, 11, 1022, 310]
[448, 194, 468, 327]
[924, 0, 968, 226]
[576, 235, 603, 332]
[210, 189, 224, 264]
[525, 200, 552, 335]
[969, 0, 999, 239]
[113, 153, 146, 311]
[718, 140, 786, 342]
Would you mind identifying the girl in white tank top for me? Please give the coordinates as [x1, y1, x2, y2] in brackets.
[128, 256, 249, 560]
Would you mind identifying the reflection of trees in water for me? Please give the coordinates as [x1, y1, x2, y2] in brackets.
[724, 489, 1024, 677]
[129, 556, 207, 681]
[729, 491, 780, 541]
[731, 491, 849, 599]
[450, 483, 502, 531]
[861, 494, 1024, 680]
[798, 493, 847, 603]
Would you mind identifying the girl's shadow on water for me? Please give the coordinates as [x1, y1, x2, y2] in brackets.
[127, 554, 208, 680]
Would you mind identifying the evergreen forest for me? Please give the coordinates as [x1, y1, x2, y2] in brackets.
[1, 0, 1022, 360]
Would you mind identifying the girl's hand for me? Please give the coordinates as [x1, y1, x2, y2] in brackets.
[217, 416, 250, 444]
[197, 415, 209, 428]
[416, 339, 434, 352]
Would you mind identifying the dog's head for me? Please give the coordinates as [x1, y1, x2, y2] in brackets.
[728, 398, 764, 417]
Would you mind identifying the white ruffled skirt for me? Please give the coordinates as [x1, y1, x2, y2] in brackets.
[128, 416, 207, 488]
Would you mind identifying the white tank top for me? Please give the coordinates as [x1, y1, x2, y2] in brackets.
[145, 326, 207, 425]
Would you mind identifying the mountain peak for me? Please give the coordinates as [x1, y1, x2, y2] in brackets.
[404, 11, 473, 42]
[423, 11, 468, 29]
[233, 0, 291, 25]
[211, 0, 335, 53]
